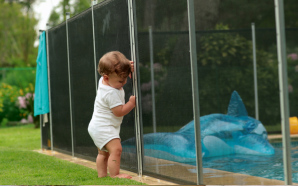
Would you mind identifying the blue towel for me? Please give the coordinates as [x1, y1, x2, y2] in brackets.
[34, 31, 49, 116]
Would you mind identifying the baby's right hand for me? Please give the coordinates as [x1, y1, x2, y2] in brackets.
[129, 95, 136, 106]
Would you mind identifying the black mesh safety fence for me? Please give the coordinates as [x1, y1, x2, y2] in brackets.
[195, 28, 298, 185]
[46, 0, 137, 172]
[253, 28, 280, 132]
[93, 0, 137, 171]
[48, 23, 72, 154]
[43, 0, 298, 184]
[195, 1, 288, 184]
[67, 8, 97, 159]
[196, 28, 258, 185]
[286, 28, 298, 119]
[135, 0, 196, 184]
[196, 29, 254, 117]
[286, 28, 298, 184]
[41, 114, 51, 149]
[254, 28, 298, 131]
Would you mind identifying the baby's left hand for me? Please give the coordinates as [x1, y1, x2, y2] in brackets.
[130, 61, 134, 73]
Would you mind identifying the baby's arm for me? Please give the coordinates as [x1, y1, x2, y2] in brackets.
[111, 96, 136, 117]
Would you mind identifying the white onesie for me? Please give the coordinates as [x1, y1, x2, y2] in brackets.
[88, 77, 125, 151]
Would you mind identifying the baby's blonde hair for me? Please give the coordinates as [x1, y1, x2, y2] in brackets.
[98, 51, 131, 78]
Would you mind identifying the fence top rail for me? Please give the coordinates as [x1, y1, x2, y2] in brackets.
[137, 27, 298, 35]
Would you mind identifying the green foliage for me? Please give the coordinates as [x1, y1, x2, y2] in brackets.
[0, 80, 38, 127]
[156, 36, 178, 66]
[17, 83, 39, 128]
[0, 1, 38, 67]
[139, 63, 167, 115]
[218, 0, 275, 29]
[0, 83, 22, 122]
[0, 118, 8, 127]
[0, 68, 37, 125]
[73, 0, 93, 15]
[196, 25, 280, 126]
[197, 28, 255, 102]
[48, 0, 105, 27]
[284, 0, 298, 27]
[198, 33, 252, 68]
[1, 68, 36, 89]
[154, 0, 186, 31]
[287, 52, 298, 117]
[215, 23, 229, 30]
[48, 9, 60, 27]
[218, 0, 298, 29]
[0, 91, 2, 112]
[136, 0, 187, 31]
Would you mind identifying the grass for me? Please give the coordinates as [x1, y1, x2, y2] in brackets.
[0, 124, 145, 185]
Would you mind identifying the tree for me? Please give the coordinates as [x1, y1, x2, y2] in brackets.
[48, 0, 105, 27]
[0, 1, 38, 67]
[217, 0, 298, 29]
[138, 0, 298, 32]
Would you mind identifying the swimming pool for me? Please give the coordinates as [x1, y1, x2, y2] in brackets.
[197, 141, 298, 182]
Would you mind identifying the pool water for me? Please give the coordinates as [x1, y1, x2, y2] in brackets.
[192, 141, 298, 182]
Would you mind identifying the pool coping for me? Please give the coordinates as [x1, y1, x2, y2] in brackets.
[268, 133, 298, 143]
[36, 149, 288, 185]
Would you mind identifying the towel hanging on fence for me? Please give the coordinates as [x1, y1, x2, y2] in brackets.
[34, 31, 49, 116]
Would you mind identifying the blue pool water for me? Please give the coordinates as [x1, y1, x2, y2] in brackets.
[194, 141, 298, 182]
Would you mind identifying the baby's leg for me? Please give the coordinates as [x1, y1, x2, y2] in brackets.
[96, 148, 109, 177]
[105, 138, 132, 179]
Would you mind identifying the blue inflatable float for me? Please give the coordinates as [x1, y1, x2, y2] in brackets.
[122, 91, 275, 163]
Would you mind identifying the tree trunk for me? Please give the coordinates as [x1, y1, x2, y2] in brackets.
[143, 0, 157, 30]
[181, 0, 221, 31]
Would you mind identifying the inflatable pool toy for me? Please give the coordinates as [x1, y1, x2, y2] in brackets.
[122, 91, 275, 162]
[122, 91, 275, 163]
[290, 116, 298, 134]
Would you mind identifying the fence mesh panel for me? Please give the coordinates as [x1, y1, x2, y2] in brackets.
[93, 0, 137, 171]
[48, 23, 72, 154]
[195, 1, 284, 184]
[67, 8, 97, 159]
[134, 0, 197, 183]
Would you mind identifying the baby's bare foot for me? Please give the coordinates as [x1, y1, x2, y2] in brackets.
[111, 173, 132, 179]
[98, 175, 108, 178]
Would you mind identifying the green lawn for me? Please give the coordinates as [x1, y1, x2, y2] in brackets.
[0, 124, 145, 185]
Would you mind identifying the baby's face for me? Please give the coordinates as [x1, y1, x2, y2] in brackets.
[107, 72, 127, 90]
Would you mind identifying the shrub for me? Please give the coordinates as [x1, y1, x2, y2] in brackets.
[196, 25, 280, 126]
[1, 68, 36, 89]
[0, 83, 22, 122]
[0, 118, 9, 127]
[0, 83, 39, 128]
[16, 83, 39, 128]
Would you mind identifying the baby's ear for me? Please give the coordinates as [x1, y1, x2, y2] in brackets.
[103, 74, 109, 81]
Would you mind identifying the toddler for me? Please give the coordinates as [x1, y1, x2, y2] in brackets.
[88, 51, 135, 179]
